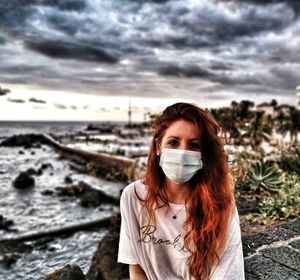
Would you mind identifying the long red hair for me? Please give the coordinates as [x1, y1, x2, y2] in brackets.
[141, 102, 235, 279]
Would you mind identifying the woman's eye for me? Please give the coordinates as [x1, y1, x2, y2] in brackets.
[189, 142, 200, 150]
[167, 140, 178, 146]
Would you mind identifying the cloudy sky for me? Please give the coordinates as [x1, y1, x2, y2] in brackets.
[0, 0, 299, 121]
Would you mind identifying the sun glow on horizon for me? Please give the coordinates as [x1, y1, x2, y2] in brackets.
[0, 84, 187, 121]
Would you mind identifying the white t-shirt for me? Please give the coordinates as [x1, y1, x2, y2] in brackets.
[118, 180, 245, 280]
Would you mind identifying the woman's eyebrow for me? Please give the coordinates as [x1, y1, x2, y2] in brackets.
[166, 136, 180, 139]
[166, 136, 199, 141]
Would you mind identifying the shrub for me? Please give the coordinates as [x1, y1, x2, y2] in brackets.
[259, 172, 300, 219]
[248, 161, 283, 194]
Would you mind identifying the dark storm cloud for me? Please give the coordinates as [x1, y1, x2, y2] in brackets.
[219, 0, 300, 16]
[45, 13, 80, 35]
[159, 64, 215, 79]
[44, 0, 87, 11]
[7, 97, 26, 103]
[54, 103, 67, 109]
[0, 65, 57, 76]
[0, 37, 6, 44]
[29, 97, 46, 104]
[0, 1, 32, 30]
[168, 4, 294, 49]
[0, 0, 299, 103]
[24, 40, 118, 63]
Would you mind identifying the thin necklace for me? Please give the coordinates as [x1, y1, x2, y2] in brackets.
[170, 205, 185, 219]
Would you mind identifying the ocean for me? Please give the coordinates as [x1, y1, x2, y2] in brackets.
[0, 121, 124, 279]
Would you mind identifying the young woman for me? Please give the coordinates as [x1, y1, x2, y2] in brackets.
[118, 102, 245, 280]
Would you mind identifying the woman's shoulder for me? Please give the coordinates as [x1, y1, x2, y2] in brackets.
[121, 179, 148, 201]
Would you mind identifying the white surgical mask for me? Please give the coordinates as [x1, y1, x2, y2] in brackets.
[159, 148, 203, 185]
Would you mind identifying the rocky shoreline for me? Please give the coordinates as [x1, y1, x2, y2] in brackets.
[43, 214, 300, 280]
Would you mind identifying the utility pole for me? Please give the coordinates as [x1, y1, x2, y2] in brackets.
[128, 99, 132, 128]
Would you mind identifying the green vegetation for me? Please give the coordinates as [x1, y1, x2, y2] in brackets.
[233, 150, 300, 220]
[260, 172, 300, 219]
[218, 100, 300, 222]
[248, 161, 282, 194]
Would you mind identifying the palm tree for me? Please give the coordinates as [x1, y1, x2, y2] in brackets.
[242, 111, 273, 156]
[212, 107, 240, 145]
[277, 108, 300, 144]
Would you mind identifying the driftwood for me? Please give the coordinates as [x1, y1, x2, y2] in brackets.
[0, 217, 110, 243]
[41, 133, 140, 182]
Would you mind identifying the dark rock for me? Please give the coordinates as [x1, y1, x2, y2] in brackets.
[35, 163, 52, 176]
[242, 219, 300, 257]
[245, 255, 300, 280]
[26, 168, 38, 176]
[243, 218, 300, 279]
[280, 218, 300, 234]
[13, 171, 35, 189]
[41, 163, 53, 170]
[261, 226, 298, 243]
[289, 239, 300, 251]
[0, 240, 32, 257]
[0, 215, 14, 230]
[36, 168, 43, 176]
[41, 190, 54, 196]
[55, 186, 71, 196]
[0, 134, 48, 148]
[64, 175, 73, 184]
[242, 233, 273, 257]
[69, 163, 86, 174]
[244, 272, 259, 280]
[34, 236, 55, 250]
[0, 253, 21, 268]
[86, 214, 128, 280]
[31, 151, 35, 155]
[261, 246, 300, 271]
[44, 264, 86, 280]
[18, 150, 25, 155]
[55, 181, 117, 207]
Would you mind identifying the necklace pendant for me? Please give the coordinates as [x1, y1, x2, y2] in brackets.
[172, 215, 177, 219]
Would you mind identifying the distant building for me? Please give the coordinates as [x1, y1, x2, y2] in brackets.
[256, 102, 274, 116]
[274, 104, 292, 117]
[296, 85, 300, 110]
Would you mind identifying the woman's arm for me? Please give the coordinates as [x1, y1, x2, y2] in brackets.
[129, 264, 148, 280]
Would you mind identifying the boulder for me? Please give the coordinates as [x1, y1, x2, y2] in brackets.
[86, 214, 129, 280]
[41, 190, 54, 196]
[64, 175, 73, 184]
[0, 253, 21, 268]
[0, 215, 14, 230]
[0, 134, 49, 148]
[13, 171, 35, 189]
[41, 163, 53, 170]
[0, 240, 33, 267]
[55, 181, 118, 207]
[44, 264, 86, 280]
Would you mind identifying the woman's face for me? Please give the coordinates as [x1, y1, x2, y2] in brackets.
[158, 119, 201, 155]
